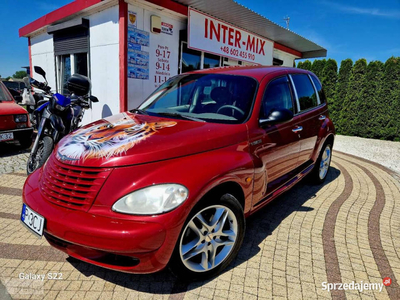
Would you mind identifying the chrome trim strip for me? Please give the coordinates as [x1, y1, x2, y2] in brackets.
[308, 74, 321, 105]
[288, 74, 300, 113]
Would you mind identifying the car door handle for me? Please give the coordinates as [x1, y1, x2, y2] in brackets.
[292, 126, 303, 133]
[319, 115, 326, 121]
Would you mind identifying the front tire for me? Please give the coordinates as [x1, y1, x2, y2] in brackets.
[27, 136, 53, 174]
[169, 193, 245, 280]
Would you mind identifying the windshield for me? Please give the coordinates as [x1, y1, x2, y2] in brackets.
[138, 74, 258, 124]
[0, 83, 13, 101]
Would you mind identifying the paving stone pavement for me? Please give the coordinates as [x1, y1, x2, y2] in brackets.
[0, 152, 399, 299]
[0, 143, 30, 175]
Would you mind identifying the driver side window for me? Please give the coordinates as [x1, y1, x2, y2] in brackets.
[261, 76, 294, 118]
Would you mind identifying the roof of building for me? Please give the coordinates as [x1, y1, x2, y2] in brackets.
[176, 0, 326, 58]
[19, 0, 327, 59]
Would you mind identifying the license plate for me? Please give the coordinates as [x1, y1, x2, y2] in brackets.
[21, 204, 45, 237]
[0, 132, 13, 142]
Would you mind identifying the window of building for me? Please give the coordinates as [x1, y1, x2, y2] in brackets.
[273, 58, 284, 66]
[181, 42, 201, 73]
[48, 18, 90, 94]
[204, 53, 220, 69]
[290, 74, 318, 111]
[180, 42, 222, 73]
[261, 76, 294, 118]
[57, 53, 88, 94]
[223, 57, 242, 67]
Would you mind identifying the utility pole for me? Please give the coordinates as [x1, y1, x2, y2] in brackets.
[283, 16, 290, 29]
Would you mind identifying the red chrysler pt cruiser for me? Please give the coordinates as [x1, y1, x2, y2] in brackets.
[22, 66, 335, 279]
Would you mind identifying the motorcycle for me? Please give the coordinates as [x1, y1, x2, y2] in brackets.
[21, 66, 52, 127]
[26, 68, 98, 175]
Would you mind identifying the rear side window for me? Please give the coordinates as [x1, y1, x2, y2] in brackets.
[261, 76, 294, 118]
[0, 83, 12, 101]
[310, 75, 326, 103]
[291, 74, 318, 111]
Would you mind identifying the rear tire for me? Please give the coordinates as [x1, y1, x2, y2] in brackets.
[169, 193, 245, 280]
[27, 136, 53, 175]
[309, 142, 332, 184]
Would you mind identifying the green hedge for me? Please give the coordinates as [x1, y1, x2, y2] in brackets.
[297, 57, 400, 141]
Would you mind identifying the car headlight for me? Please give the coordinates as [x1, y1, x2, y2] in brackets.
[14, 114, 27, 122]
[112, 184, 189, 215]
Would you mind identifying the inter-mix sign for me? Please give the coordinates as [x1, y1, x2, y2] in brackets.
[188, 8, 273, 65]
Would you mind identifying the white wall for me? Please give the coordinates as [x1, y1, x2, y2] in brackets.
[30, 5, 120, 125]
[273, 49, 299, 67]
[30, 33, 57, 92]
[127, 3, 187, 110]
[83, 5, 120, 124]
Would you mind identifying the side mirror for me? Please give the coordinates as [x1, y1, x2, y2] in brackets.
[34, 66, 46, 79]
[14, 95, 23, 103]
[89, 95, 99, 103]
[259, 108, 293, 126]
[23, 77, 31, 89]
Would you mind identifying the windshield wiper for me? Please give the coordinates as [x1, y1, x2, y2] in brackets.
[130, 108, 148, 115]
[156, 112, 205, 122]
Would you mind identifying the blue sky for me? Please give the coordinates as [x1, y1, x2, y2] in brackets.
[0, 0, 399, 77]
[236, 0, 400, 64]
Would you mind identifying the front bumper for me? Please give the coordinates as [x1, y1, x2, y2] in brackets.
[1, 127, 33, 140]
[22, 169, 184, 273]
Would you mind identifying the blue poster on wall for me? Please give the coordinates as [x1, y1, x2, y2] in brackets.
[128, 28, 150, 47]
[128, 42, 141, 51]
[128, 64, 149, 80]
[128, 50, 149, 66]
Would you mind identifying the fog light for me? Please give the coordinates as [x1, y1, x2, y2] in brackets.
[16, 123, 27, 129]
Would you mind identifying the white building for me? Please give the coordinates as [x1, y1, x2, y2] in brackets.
[19, 0, 326, 124]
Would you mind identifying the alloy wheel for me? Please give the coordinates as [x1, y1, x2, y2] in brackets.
[319, 145, 331, 180]
[179, 205, 238, 272]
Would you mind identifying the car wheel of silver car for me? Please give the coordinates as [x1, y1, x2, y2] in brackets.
[310, 142, 332, 184]
[169, 193, 245, 280]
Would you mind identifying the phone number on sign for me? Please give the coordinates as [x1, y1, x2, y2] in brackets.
[220, 46, 255, 61]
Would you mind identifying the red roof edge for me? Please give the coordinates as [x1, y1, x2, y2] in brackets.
[19, 0, 103, 37]
[145, 0, 188, 16]
[274, 42, 302, 58]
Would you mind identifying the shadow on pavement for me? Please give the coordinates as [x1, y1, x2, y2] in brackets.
[0, 132, 35, 158]
[67, 166, 341, 294]
[0, 143, 31, 157]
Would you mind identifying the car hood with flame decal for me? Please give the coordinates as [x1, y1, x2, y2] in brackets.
[55, 112, 248, 168]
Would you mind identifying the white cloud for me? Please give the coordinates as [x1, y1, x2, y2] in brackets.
[323, 1, 400, 19]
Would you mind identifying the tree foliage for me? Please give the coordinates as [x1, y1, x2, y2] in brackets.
[338, 59, 367, 136]
[311, 59, 326, 79]
[12, 71, 27, 79]
[333, 59, 353, 132]
[297, 60, 312, 71]
[321, 59, 337, 108]
[355, 61, 384, 138]
[377, 57, 400, 140]
[296, 57, 400, 141]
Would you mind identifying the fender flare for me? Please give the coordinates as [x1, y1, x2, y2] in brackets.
[311, 118, 335, 162]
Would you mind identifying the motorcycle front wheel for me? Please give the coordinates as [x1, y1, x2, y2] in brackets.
[27, 136, 53, 175]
